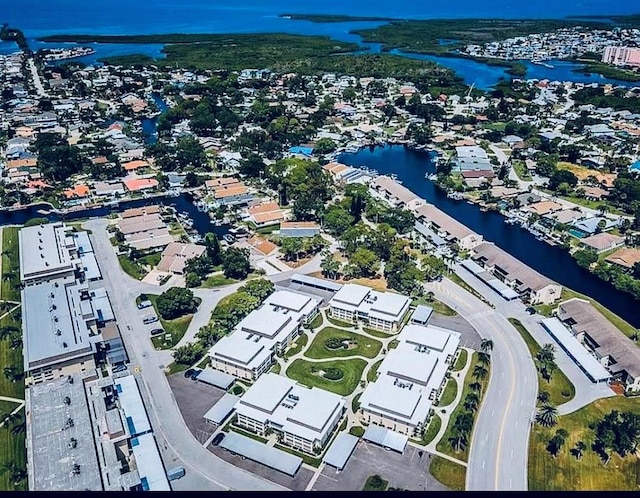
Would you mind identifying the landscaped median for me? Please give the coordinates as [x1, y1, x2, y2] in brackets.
[138, 289, 199, 350]
[304, 327, 382, 359]
[285, 358, 367, 396]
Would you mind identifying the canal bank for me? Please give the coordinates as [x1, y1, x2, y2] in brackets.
[338, 144, 640, 328]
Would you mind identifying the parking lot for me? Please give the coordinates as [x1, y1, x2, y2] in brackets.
[430, 313, 482, 351]
[207, 442, 314, 491]
[312, 441, 449, 491]
[167, 373, 226, 444]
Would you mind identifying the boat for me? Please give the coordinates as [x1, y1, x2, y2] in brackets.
[223, 234, 235, 244]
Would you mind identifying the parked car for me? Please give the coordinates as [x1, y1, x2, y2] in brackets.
[212, 433, 225, 446]
[150, 328, 164, 336]
[143, 315, 158, 324]
[526, 307, 536, 315]
[137, 300, 152, 310]
[184, 368, 196, 378]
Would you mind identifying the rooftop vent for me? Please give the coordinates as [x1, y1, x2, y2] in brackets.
[68, 376, 74, 384]
[68, 438, 77, 449]
[71, 463, 81, 476]
[55, 329, 62, 336]
[64, 396, 71, 405]
[62, 342, 68, 348]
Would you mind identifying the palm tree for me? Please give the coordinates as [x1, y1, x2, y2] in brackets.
[480, 339, 494, 354]
[472, 364, 488, 382]
[537, 391, 550, 405]
[9, 336, 21, 351]
[477, 351, 491, 366]
[453, 412, 474, 436]
[464, 392, 480, 413]
[469, 381, 483, 394]
[571, 441, 586, 461]
[0, 462, 27, 486]
[537, 343, 556, 363]
[0, 326, 19, 341]
[3, 366, 22, 383]
[448, 430, 468, 453]
[536, 404, 558, 428]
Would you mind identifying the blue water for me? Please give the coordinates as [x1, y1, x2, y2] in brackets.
[2, 1, 639, 86]
[338, 145, 640, 327]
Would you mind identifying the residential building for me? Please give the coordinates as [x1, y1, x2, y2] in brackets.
[358, 323, 460, 436]
[579, 233, 625, 254]
[157, 242, 206, 275]
[605, 247, 640, 271]
[246, 202, 285, 228]
[234, 373, 345, 454]
[328, 284, 411, 333]
[279, 222, 321, 238]
[369, 176, 426, 211]
[602, 46, 640, 67]
[414, 204, 483, 250]
[19, 222, 78, 284]
[116, 208, 173, 251]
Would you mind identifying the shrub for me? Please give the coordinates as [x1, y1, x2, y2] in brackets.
[323, 367, 344, 381]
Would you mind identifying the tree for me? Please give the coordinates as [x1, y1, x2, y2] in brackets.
[156, 287, 199, 320]
[480, 339, 494, 354]
[574, 248, 598, 269]
[172, 342, 205, 366]
[313, 138, 337, 155]
[185, 272, 202, 288]
[211, 291, 260, 331]
[463, 392, 480, 413]
[204, 232, 222, 265]
[448, 430, 468, 453]
[3, 366, 22, 383]
[469, 381, 483, 394]
[238, 278, 274, 304]
[422, 255, 447, 281]
[239, 153, 266, 177]
[222, 247, 251, 279]
[280, 237, 303, 262]
[571, 440, 587, 461]
[321, 252, 341, 280]
[477, 351, 491, 366]
[537, 391, 550, 405]
[547, 433, 566, 458]
[548, 170, 578, 191]
[196, 324, 224, 348]
[347, 248, 380, 278]
[472, 364, 488, 381]
[536, 404, 558, 428]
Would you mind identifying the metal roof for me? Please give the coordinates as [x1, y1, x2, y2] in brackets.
[220, 432, 302, 477]
[411, 305, 433, 325]
[196, 368, 235, 389]
[323, 433, 359, 470]
[115, 375, 151, 437]
[363, 426, 408, 453]
[541, 318, 611, 383]
[485, 278, 520, 300]
[130, 433, 171, 491]
[461, 259, 485, 275]
[203, 394, 240, 425]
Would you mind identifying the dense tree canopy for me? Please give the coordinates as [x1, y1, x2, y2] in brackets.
[156, 287, 199, 320]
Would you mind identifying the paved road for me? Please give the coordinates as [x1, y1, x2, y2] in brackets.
[84, 219, 287, 491]
[26, 57, 47, 97]
[425, 276, 538, 491]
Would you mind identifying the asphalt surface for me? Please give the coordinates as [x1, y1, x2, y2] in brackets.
[425, 275, 538, 491]
[84, 219, 287, 491]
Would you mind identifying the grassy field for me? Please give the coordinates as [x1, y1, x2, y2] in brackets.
[367, 359, 383, 382]
[117, 254, 145, 280]
[508, 318, 575, 405]
[309, 313, 323, 329]
[304, 327, 382, 360]
[146, 294, 194, 350]
[200, 273, 237, 288]
[286, 358, 367, 396]
[363, 475, 389, 491]
[285, 333, 308, 359]
[452, 349, 468, 372]
[529, 396, 640, 490]
[1, 227, 20, 302]
[438, 377, 458, 407]
[326, 316, 356, 328]
[429, 456, 466, 491]
[422, 414, 442, 445]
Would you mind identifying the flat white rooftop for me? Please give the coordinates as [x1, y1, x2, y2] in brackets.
[203, 393, 240, 425]
[331, 283, 370, 307]
[19, 222, 75, 282]
[239, 307, 293, 338]
[323, 433, 358, 470]
[210, 332, 271, 367]
[400, 324, 453, 352]
[370, 292, 410, 318]
[363, 426, 408, 453]
[115, 375, 151, 437]
[220, 432, 302, 477]
[239, 373, 293, 414]
[131, 433, 170, 491]
[266, 289, 313, 313]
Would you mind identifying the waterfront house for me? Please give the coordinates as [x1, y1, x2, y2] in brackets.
[369, 176, 425, 212]
[571, 217, 618, 237]
[604, 247, 640, 271]
[246, 202, 285, 228]
[157, 242, 206, 275]
[579, 233, 625, 254]
[245, 235, 278, 257]
[414, 204, 483, 251]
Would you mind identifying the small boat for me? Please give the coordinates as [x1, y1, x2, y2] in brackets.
[223, 234, 235, 244]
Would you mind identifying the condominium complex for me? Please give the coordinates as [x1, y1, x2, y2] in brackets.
[328, 283, 411, 333]
[602, 46, 640, 67]
[358, 323, 461, 436]
[209, 290, 320, 380]
[234, 373, 346, 454]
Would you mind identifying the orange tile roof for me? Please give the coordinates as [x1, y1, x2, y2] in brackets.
[246, 235, 277, 256]
[63, 184, 90, 199]
[206, 177, 240, 188]
[123, 160, 150, 171]
[6, 158, 37, 169]
[248, 202, 281, 215]
[214, 185, 248, 198]
[253, 211, 285, 224]
[123, 178, 158, 191]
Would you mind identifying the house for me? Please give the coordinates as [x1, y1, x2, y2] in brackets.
[246, 202, 285, 228]
[571, 217, 618, 237]
[279, 222, 321, 238]
[414, 204, 483, 251]
[605, 247, 640, 271]
[579, 233, 625, 254]
[369, 176, 425, 212]
[94, 181, 125, 197]
[63, 184, 91, 200]
[157, 242, 206, 275]
[123, 177, 158, 192]
[525, 201, 564, 217]
[245, 235, 278, 257]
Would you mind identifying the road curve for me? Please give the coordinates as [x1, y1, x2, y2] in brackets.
[426, 277, 538, 491]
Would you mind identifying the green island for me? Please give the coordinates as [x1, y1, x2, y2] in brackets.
[285, 358, 367, 396]
[279, 13, 398, 23]
[304, 327, 382, 359]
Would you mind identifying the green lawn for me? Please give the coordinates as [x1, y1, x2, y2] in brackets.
[285, 333, 308, 359]
[274, 443, 322, 467]
[422, 413, 442, 445]
[326, 316, 356, 328]
[509, 318, 575, 405]
[0, 407, 27, 491]
[286, 358, 367, 396]
[362, 327, 395, 339]
[452, 349, 468, 372]
[309, 313, 324, 329]
[270, 363, 282, 374]
[146, 294, 195, 350]
[352, 393, 362, 412]
[428, 299, 457, 316]
[117, 254, 145, 280]
[1, 227, 20, 302]
[305, 327, 382, 359]
[200, 273, 237, 288]
[529, 396, 640, 490]
[512, 159, 532, 181]
[363, 475, 389, 491]
[138, 251, 162, 267]
[367, 359, 383, 382]
[164, 361, 191, 375]
[230, 426, 268, 444]
[350, 425, 365, 437]
[429, 456, 466, 491]
[438, 377, 458, 407]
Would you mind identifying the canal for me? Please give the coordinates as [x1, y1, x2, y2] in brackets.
[338, 144, 640, 328]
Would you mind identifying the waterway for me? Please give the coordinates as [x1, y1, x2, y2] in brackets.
[338, 145, 640, 328]
[141, 92, 169, 145]
[0, 193, 230, 239]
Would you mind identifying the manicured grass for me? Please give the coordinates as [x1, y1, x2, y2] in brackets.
[363, 474, 389, 491]
[429, 456, 466, 491]
[529, 396, 640, 490]
[508, 318, 575, 405]
[367, 359, 383, 382]
[0, 406, 27, 491]
[362, 327, 395, 339]
[352, 393, 362, 412]
[452, 349, 468, 372]
[146, 294, 194, 350]
[270, 363, 281, 374]
[286, 358, 367, 396]
[165, 361, 190, 375]
[304, 327, 382, 359]
[138, 250, 162, 267]
[512, 159, 532, 181]
[428, 299, 457, 316]
[438, 377, 458, 407]
[274, 443, 322, 467]
[388, 339, 399, 350]
[197, 356, 210, 369]
[448, 273, 493, 308]
[285, 333, 308, 359]
[326, 316, 356, 328]
[0, 400, 20, 416]
[117, 254, 145, 280]
[1, 227, 20, 302]
[230, 426, 268, 444]
[309, 313, 324, 329]
[422, 413, 442, 445]
[350, 426, 365, 437]
[0, 309, 24, 402]
[200, 273, 237, 288]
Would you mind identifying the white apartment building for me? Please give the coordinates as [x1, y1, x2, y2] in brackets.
[328, 284, 411, 333]
[234, 373, 345, 454]
[209, 290, 320, 380]
[359, 323, 460, 436]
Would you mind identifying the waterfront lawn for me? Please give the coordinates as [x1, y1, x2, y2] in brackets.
[529, 396, 640, 490]
[367, 359, 383, 382]
[146, 294, 194, 350]
[1, 227, 20, 302]
[509, 318, 575, 405]
[453, 349, 468, 372]
[285, 358, 367, 396]
[422, 414, 442, 446]
[429, 456, 466, 491]
[438, 377, 458, 407]
[304, 327, 382, 360]
[284, 333, 308, 359]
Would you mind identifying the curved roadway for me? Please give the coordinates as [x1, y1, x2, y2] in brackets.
[425, 277, 538, 491]
[85, 220, 287, 491]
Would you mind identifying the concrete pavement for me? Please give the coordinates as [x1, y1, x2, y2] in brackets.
[84, 219, 287, 491]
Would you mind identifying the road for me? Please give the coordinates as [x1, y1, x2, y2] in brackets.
[424, 276, 538, 491]
[26, 57, 47, 97]
[84, 219, 287, 491]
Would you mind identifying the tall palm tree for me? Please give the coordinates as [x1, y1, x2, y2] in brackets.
[535, 404, 558, 428]
[464, 392, 480, 413]
[480, 339, 494, 354]
[537, 391, 550, 405]
[453, 412, 474, 436]
[472, 364, 488, 382]
[477, 351, 491, 366]
[448, 430, 468, 453]
[469, 381, 483, 394]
